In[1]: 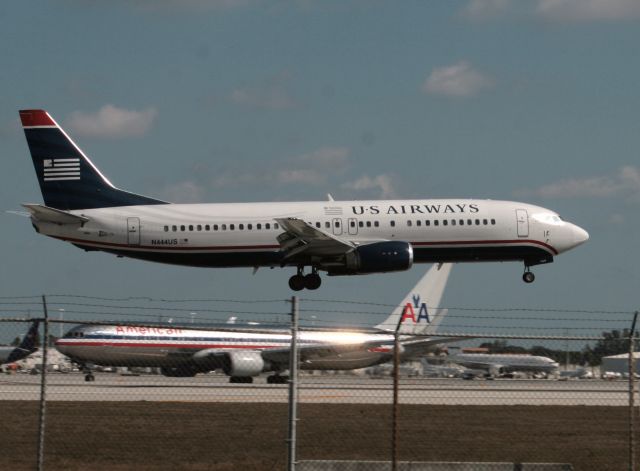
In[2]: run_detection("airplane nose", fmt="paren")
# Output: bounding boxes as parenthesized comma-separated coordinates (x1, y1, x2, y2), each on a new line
(572, 225, 589, 247)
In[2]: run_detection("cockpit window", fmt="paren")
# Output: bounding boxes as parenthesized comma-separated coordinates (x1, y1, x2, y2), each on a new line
(533, 213, 564, 225)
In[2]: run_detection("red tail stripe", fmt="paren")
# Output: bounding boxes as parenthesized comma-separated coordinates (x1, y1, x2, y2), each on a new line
(19, 109, 55, 127)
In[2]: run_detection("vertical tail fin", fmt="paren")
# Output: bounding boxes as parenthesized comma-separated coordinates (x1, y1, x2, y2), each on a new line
(375, 263, 452, 335)
(19, 109, 167, 210)
(7, 320, 40, 363)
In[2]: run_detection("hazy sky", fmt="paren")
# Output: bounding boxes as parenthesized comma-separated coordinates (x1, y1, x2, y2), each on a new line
(2, 1, 639, 337)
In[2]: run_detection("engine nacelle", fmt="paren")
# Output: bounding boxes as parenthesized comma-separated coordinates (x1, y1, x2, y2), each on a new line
(223, 351, 265, 377)
(329, 241, 413, 275)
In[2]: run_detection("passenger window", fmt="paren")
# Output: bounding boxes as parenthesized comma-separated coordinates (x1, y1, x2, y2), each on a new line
(407, 220, 412, 227)
(239, 224, 244, 230)
(257, 223, 262, 230)
(222, 224, 227, 231)
(366, 221, 372, 228)
(443, 220, 448, 226)
(358, 221, 364, 228)
(434, 220, 439, 226)
(335, 221, 340, 228)
(265, 223, 271, 229)
(483, 219, 488, 225)
(164, 226, 169, 232)
(248, 224, 252, 230)
(475, 219, 480, 225)
(459, 220, 464, 226)
(390, 221, 395, 227)
(213, 224, 219, 231)
(205, 225, 210, 231)
(416, 220, 421, 227)
(230, 224, 235, 230)
(491, 219, 496, 225)
(425, 220, 430, 226)
(374, 221, 379, 227)
(188, 225, 194, 231)
(172, 225, 177, 232)
(197, 225, 202, 231)
(451, 220, 456, 226)
(325, 222, 330, 229)
(316, 222, 321, 228)
(180, 225, 186, 231)
(274, 223, 279, 229)
(467, 219, 472, 225)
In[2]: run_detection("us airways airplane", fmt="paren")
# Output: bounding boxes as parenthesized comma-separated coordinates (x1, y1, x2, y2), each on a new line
(0, 320, 40, 365)
(19, 109, 589, 290)
(56, 263, 455, 383)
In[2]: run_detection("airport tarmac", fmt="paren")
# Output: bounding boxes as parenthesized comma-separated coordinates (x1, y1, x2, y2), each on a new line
(0, 373, 633, 405)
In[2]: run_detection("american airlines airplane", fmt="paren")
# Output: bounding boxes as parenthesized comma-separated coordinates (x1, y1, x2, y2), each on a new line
(19, 109, 589, 290)
(449, 352, 560, 379)
(56, 263, 455, 383)
(0, 320, 40, 365)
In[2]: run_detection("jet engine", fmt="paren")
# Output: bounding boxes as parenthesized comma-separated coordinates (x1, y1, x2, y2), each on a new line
(223, 351, 266, 377)
(328, 241, 413, 275)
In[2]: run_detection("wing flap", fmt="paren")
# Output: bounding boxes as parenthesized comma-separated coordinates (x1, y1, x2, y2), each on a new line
(275, 217, 355, 259)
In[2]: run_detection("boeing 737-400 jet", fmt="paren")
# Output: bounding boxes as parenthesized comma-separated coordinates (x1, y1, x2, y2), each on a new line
(0, 320, 40, 365)
(19, 109, 589, 290)
(56, 264, 455, 383)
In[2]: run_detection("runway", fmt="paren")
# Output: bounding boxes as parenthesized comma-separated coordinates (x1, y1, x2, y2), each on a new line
(0, 373, 633, 405)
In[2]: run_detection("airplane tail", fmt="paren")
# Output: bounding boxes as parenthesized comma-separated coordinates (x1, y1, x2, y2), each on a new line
(19, 109, 167, 210)
(7, 320, 40, 363)
(375, 263, 452, 335)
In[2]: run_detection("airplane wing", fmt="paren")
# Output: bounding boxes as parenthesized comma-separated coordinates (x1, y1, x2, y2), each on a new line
(261, 340, 391, 365)
(275, 217, 356, 260)
(190, 340, 393, 370)
(22, 204, 89, 225)
(400, 336, 471, 360)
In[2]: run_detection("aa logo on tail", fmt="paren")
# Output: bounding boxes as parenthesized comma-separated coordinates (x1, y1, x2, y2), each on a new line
(400, 294, 430, 324)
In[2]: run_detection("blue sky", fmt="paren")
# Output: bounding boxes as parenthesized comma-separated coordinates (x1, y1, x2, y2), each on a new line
(2, 1, 640, 337)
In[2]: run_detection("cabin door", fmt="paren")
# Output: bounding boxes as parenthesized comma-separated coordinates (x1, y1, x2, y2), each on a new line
(515, 209, 529, 238)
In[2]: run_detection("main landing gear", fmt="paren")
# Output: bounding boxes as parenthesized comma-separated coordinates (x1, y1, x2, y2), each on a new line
(229, 376, 253, 384)
(266, 374, 288, 384)
(288, 266, 322, 291)
(81, 364, 95, 382)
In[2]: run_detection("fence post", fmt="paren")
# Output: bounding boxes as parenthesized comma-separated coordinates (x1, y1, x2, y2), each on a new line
(37, 295, 49, 471)
(287, 296, 299, 471)
(391, 329, 400, 471)
(629, 311, 638, 471)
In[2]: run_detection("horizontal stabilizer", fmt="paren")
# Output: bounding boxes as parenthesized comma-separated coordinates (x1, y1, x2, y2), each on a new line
(22, 204, 89, 225)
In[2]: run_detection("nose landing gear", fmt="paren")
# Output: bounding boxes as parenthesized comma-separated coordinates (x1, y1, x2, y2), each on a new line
(288, 266, 322, 291)
(522, 269, 535, 284)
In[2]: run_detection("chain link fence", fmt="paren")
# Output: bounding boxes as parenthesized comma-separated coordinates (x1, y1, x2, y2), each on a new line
(0, 295, 638, 470)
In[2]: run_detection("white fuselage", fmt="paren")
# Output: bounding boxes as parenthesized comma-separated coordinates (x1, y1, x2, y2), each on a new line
(451, 353, 560, 374)
(32, 199, 588, 270)
(56, 324, 396, 371)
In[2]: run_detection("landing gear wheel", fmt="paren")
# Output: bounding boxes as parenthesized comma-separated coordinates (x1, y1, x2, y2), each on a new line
(522, 271, 535, 284)
(288, 274, 305, 291)
(84, 373, 95, 382)
(304, 273, 322, 290)
(230, 376, 254, 384)
(267, 375, 288, 384)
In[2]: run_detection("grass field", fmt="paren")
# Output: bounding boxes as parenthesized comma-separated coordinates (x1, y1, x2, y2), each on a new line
(0, 402, 631, 470)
